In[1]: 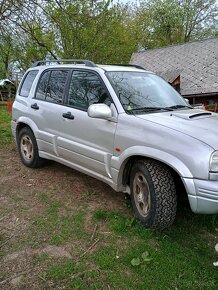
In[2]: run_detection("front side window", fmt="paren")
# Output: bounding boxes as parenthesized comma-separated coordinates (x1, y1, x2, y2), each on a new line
(35, 69, 69, 104)
(106, 71, 188, 113)
(19, 70, 38, 97)
(67, 70, 111, 110)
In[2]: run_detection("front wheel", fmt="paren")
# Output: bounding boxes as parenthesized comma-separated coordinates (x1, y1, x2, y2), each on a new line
(130, 159, 177, 230)
(18, 127, 44, 168)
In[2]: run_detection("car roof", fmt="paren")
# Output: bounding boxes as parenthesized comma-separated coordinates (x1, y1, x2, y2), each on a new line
(29, 60, 152, 73)
(97, 65, 147, 72)
(29, 64, 153, 74)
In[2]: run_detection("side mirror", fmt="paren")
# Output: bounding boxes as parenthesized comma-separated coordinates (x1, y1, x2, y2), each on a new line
(88, 103, 113, 120)
(184, 98, 190, 104)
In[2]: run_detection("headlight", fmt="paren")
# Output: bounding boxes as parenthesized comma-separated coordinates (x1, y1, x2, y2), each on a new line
(210, 151, 218, 172)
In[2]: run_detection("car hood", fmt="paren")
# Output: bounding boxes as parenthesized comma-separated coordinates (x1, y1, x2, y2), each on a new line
(136, 109, 218, 150)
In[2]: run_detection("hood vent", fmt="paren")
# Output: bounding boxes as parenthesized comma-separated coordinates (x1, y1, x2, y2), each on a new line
(189, 112, 212, 119)
(171, 110, 212, 120)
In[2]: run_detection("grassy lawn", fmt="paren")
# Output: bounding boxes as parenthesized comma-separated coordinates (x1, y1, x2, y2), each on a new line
(0, 105, 217, 289)
(0, 106, 12, 145)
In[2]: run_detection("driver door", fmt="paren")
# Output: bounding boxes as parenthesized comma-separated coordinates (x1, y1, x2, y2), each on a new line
(56, 69, 117, 178)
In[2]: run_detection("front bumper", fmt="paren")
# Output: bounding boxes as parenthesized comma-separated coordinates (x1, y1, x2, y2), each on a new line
(182, 177, 218, 214)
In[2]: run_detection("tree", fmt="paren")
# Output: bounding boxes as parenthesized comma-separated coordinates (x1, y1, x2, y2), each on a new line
(1, 1, 56, 70)
(0, 0, 217, 76)
(0, 0, 138, 70)
(0, 32, 15, 78)
(181, 0, 218, 41)
(135, 0, 218, 49)
(0, 0, 24, 22)
(43, 0, 137, 63)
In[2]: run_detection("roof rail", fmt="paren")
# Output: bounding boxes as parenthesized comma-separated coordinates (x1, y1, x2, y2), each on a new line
(32, 59, 97, 68)
(107, 64, 146, 70)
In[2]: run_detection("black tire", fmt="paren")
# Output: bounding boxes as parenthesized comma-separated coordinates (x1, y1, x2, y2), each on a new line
(130, 159, 177, 230)
(18, 127, 44, 168)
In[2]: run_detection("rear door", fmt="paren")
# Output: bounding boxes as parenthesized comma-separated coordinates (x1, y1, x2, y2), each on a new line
(30, 68, 70, 155)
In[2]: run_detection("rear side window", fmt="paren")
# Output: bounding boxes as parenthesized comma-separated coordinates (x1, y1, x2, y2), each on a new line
(19, 70, 38, 97)
(35, 69, 69, 104)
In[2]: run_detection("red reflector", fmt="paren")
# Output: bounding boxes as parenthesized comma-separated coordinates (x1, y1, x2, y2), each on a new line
(115, 147, 121, 152)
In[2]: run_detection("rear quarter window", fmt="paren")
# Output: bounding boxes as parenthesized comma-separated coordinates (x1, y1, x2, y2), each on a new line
(19, 70, 39, 97)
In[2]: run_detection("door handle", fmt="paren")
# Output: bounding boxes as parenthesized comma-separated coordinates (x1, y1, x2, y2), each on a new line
(62, 112, 74, 120)
(31, 103, 39, 110)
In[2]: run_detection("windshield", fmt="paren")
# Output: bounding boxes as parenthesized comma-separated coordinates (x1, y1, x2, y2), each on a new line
(106, 71, 189, 113)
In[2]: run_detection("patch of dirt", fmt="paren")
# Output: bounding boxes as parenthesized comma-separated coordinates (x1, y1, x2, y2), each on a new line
(3, 245, 72, 263)
(0, 144, 130, 289)
(40, 245, 72, 259)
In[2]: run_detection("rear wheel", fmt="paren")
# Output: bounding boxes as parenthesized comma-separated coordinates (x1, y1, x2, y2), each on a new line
(18, 127, 44, 168)
(130, 159, 177, 230)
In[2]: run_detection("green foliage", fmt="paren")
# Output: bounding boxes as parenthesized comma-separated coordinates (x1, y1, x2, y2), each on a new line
(180, 0, 218, 41)
(131, 251, 152, 266)
(0, 0, 217, 73)
(0, 62, 6, 79)
(45, 0, 136, 63)
(135, 0, 218, 49)
(131, 257, 141, 266)
(136, 0, 184, 48)
(0, 34, 15, 78)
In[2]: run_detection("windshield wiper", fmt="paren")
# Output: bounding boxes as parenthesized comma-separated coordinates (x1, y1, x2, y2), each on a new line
(128, 106, 174, 113)
(168, 105, 193, 109)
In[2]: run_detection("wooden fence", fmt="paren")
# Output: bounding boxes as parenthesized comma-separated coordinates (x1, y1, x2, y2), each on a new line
(0, 101, 13, 113)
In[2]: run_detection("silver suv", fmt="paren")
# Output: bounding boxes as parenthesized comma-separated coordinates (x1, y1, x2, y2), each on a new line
(11, 59, 218, 229)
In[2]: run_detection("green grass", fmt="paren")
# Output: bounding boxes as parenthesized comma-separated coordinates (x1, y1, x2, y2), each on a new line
(89, 211, 217, 289)
(29, 196, 88, 248)
(31, 201, 218, 289)
(93, 209, 108, 220)
(83, 190, 97, 199)
(3, 190, 218, 289)
(0, 106, 12, 145)
(31, 206, 216, 289)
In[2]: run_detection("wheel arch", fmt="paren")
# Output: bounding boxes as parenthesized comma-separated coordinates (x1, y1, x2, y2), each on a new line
(122, 153, 183, 182)
(15, 117, 38, 142)
(16, 120, 44, 168)
(120, 154, 189, 207)
(114, 147, 193, 195)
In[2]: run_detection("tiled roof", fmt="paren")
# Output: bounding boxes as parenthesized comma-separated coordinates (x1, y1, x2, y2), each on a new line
(158, 69, 181, 83)
(130, 38, 218, 96)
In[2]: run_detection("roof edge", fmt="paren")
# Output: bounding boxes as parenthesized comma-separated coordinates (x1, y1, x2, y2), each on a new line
(131, 37, 218, 56)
